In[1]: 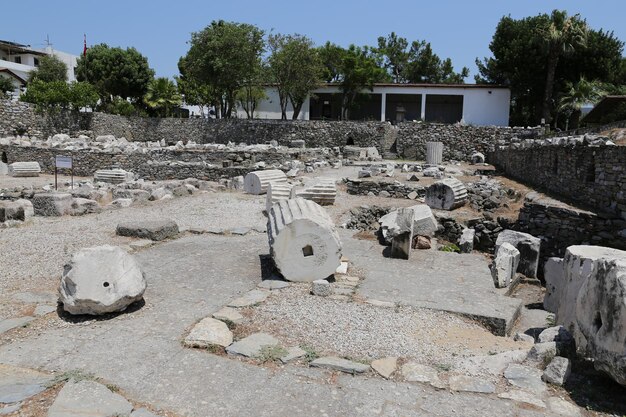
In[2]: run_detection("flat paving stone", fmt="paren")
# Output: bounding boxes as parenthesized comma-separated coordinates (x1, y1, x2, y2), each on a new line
(212, 307, 244, 324)
(546, 397, 582, 416)
(449, 375, 496, 394)
(184, 317, 233, 348)
(0, 317, 34, 335)
(0, 364, 53, 403)
(279, 347, 308, 364)
(33, 305, 57, 316)
(344, 229, 522, 336)
(310, 357, 369, 374)
(453, 350, 528, 376)
(401, 362, 439, 383)
(227, 289, 269, 308)
(226, 333, 280, 358)
(499, 390, 546, 409)
(48, 380, 133, 417)
(504, 364, 547, 393)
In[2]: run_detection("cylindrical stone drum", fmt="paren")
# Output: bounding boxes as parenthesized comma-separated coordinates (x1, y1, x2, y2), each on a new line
(244, 169, 287, 195)
(267, 198, 342, 282)
(425, 142, 443, 165)
(425, 178, 468, 210)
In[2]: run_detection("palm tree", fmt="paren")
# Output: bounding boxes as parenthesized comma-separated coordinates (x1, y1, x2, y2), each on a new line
(557, 77, 606, 130)
(539, 10, 588, 125)
(144, 77, 182, 117)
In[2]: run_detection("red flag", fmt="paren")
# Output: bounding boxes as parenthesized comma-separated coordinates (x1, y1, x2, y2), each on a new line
(83, 34, 87, 57)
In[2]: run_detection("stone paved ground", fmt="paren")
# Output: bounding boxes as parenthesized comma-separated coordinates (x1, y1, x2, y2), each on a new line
(1, 168, 624, 416)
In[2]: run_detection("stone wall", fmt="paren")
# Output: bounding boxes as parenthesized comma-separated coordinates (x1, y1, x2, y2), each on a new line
(517, 193, 626, 268)
(2, 99, 547, 161)
(395, 123, 540, 161)
(345, 178, 425, 199)
(0, 144, 261, 180)
(490, 142, 626, 219)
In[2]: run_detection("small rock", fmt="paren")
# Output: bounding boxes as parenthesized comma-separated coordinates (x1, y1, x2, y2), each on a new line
(47, 380, 133, 417)
(371, 357, 397, 379)
(413, 235, 431, 249)
(504, 363, 547, 393)
(226, 333, 280, 358)
(448, 375, 495, 393)
(528, 342, 558, 362)
(542, 356, 571, 386)
(184, 317, 233, 348)
(310, 357, 369, 374)
(129, 239, 154, 250)
(212, 307, 244, 325)
(335, 262, 348, 274)
(227, 289, 269, 308)
(311, 280, 332, 297)
(513, 332, 535, 344)
(280, 347, 308, 363)
(116, 220, 179, 241)
(538, 326, 573, 344)
(498, 390, 546, 408)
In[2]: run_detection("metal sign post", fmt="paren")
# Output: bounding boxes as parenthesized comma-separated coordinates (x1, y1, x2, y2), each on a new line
(55, 155, 73, 190)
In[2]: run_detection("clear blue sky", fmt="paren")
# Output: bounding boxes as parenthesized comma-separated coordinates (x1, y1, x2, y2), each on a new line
(3, 0, 625, 80)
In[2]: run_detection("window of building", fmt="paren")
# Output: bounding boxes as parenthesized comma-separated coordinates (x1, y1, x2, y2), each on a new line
(14, 56, 21, 64)
(34, 58, 39, 66)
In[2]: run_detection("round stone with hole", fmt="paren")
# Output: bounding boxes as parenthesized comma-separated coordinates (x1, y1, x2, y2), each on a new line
(59, 245, 147, 315)
(267, 198, 342, 282)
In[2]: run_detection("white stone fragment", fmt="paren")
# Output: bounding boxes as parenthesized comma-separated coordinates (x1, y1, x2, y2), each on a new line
(491, 242, 520, 288)
(425, 178, 468, 210)
(8, 161, 41, 177)
(244, 169, 287, 195)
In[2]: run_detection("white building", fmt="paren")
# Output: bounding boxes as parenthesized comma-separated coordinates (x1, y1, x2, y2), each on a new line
(238, 83, 511, 126)
(0, 40, 79, 95)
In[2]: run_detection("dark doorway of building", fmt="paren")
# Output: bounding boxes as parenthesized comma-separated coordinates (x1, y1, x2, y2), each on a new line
(425, 95, 463, 123)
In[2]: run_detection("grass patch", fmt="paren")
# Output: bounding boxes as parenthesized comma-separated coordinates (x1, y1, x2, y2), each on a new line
(439, 243, 461, 253)
(299, 345, 319, 362)
(434, 363, 451, 372)
(546, 314, 556, 327)
(256, 345, 288, 363)
(46, 369, 96, 388)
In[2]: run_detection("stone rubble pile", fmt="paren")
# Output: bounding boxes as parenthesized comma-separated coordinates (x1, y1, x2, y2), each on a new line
(466, 177, 520, 212)
(499, 133, 615, 150)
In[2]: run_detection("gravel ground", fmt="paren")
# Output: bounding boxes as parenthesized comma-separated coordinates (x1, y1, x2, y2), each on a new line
(247, 284, 512, 366)
(0, 190, 266, 320)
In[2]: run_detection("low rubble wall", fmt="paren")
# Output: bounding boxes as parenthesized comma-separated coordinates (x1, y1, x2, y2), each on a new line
(345, 178, 425, 199)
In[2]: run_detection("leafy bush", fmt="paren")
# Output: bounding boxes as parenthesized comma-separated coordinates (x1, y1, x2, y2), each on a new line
(439, 243, 461, 253)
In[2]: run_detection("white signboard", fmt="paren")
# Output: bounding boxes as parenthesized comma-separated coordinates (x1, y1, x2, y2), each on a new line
(55, 155, 72, 169)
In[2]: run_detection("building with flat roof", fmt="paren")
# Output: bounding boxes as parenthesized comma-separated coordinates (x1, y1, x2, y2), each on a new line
(238, 83, 511, 126)
(0, 40, 79, 95)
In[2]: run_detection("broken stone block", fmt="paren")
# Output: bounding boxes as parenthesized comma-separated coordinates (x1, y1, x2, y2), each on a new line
(116, 220, 179, 241)
(311, 279, 332, 297)
(14, 199, 34, 219)
(292, 177, 337, 206)
(380, 204, 437, 244)
(390, 208, 414, 260)
(423, 167, 443, 178)
(542, 356, 571, 386)
(290, 139, 305, 148)
(267, 198, 342, 282)
(112, 189, 150, 202)
(413, 235, 431, 249)
(32, 193, 72, 216)
(407, 173, 420, 181)
(491, 242, 520, 288)
(425, 178, 468, 210)
(71, 198, 101, 216)
(574, 251, 626, 386)
(0, 201, 25, 222)
(495, 230, 541, 278)
(149, 187, 172, 201)
(371, 357, 397, 379)
(58, 245, 146, 315)
(357, 169, 372, 178)
(184, 317, 233, 348)
(265, 182, 294, 213)
(110, 198, 133, 208)
(94, 168, 133, 184)
(459, 228, 475, 253)
(543, 257, 564, 312)
(244, 169, 288, 195)
(8, 161, 41, 177)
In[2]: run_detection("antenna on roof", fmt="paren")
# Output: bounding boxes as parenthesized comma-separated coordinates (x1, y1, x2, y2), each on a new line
(44, 35, 53, 49)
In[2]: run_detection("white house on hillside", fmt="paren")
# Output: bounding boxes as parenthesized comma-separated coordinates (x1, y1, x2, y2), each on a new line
(238, 83, 511, 126)
(0, 40, 79, 95)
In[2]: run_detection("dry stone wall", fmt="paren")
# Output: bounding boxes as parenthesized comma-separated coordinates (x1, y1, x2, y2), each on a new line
(395, 123, 539, 161)
(490, 141, 626, 219)
(2, 99, 545, 161)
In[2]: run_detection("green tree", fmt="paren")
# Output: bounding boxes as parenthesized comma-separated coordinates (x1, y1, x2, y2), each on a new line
(375, 32, 409, 83)
(181, 20, 264, 118)
(76, 43, 154, 103)
(557, 77, 606, 129)
(268, 33, 323, 119)
(21, 79, 71, 112)
(236, 84, 266, 119)
(317, 42, 345, 83)
(68, 82, 100, 111)
(143, 77, 182, 117)
(0, 76, 14, 98)
(176, 57, 217, 118)
(339, 45, 388, 119)
(539, 10, 588, 124)
(28, 55, 67, 83)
